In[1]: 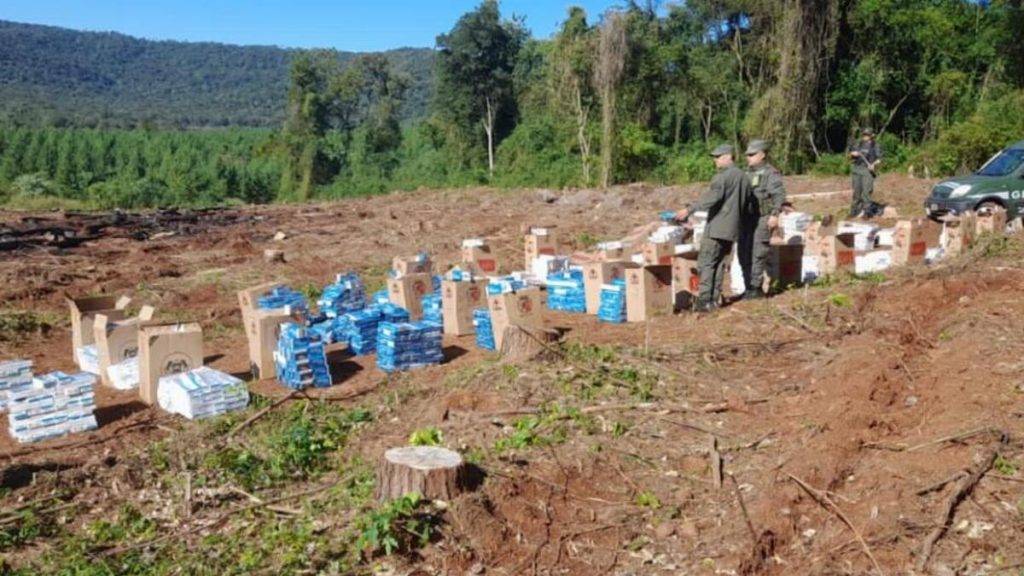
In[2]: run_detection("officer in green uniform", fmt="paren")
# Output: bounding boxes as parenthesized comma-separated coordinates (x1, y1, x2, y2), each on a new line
(849, 128, 882, 218)
(676, 144, 753, 312)
(741, 139, 787, 299)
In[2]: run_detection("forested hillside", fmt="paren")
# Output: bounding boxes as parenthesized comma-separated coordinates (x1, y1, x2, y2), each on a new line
(0, 20, 434, 128)
(1, 1, 1023, 209)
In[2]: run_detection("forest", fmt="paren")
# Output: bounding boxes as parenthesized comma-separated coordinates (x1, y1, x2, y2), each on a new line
(1, 0, 1023, 209)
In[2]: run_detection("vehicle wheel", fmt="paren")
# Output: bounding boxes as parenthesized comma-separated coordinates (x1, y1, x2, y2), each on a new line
(975, 200, 1003, 214)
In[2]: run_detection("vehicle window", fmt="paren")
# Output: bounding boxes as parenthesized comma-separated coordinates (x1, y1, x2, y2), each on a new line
(977, 148, 1024, 177)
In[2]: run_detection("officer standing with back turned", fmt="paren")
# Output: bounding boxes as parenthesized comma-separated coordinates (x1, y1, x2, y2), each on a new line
(675, 144, 752, 312)
(741, 139, 786, 299)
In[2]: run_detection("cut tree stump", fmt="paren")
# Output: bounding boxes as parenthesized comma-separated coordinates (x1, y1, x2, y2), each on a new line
(376, 446, 469, 502)
(500, 326, 559, 363)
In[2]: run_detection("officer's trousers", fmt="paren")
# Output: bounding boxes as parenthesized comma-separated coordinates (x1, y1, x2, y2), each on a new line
(850, 169, 875, 217)
(696, 237, 732, 308)
(738, 217, 771, 294)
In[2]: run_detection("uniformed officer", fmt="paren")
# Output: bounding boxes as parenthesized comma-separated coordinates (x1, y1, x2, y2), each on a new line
(675, 144, 752, 312)
(849, 128, 882, 218)
(741, 139, 786, 299)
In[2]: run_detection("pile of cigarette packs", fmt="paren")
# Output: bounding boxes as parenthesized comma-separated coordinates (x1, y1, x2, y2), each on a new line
(473, 308, 496, 351)
(344, 304, 410, 355)
(546, 269, 587, 313)
(371, 289, 391, 306)
(0, 360, 34, 411)
(76, 345, 101, 375)
(107, 358, 140, 391)
(422, 293, 443, 325)
(487, 277, 527, 296)
(7, 371, 97, 444)
(597, 279, 627, 324)
(157, 366, 250, 420)
(274, 323, 332, 390)
(258, 286, 309, 315)
(318, 273, 367, 318)
(376, 321, 444, 372)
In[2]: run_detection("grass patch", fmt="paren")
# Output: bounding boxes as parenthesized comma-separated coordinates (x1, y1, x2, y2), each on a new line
(0, 309, 61, 341)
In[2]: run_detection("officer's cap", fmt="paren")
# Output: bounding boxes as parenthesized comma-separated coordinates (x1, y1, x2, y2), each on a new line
(861, 127, 875, 136)
(710, 144, 734, 157)
(745, 139, 770, 155)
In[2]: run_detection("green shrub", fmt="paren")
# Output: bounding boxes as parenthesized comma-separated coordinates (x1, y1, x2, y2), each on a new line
(661, 144, 715, 184)
(913, 89, 1024, 176)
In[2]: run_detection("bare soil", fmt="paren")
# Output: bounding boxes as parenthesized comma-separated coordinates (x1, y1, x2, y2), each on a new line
(1, 174, 1022, 574)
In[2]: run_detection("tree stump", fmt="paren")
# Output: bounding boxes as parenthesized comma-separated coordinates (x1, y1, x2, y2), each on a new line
(376, 446, 468, 502)
(499, 326, 559, 363)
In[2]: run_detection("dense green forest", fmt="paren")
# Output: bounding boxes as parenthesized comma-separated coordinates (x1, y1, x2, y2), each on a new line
(0, 20, 434, 128)
(1, 0, 1023, 209)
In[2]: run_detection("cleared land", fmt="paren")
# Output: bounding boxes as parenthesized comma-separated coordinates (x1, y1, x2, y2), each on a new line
(0, 174, 1022, 574)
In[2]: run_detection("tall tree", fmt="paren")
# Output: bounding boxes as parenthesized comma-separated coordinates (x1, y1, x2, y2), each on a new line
(435, 0, 525, 176)
(551, 7, 596, 185)
(593, 11, 629, 188)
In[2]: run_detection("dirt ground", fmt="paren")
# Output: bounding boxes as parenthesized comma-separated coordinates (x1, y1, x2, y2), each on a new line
(1, 173, 1022, 574)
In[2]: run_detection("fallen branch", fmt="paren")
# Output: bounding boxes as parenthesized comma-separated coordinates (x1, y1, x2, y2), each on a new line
(708, 435, 723, 490)
(728, 474, 757, 544)
(226, 390, 300, 440)
(788, 474, 883, 575)
(916, 472, 967, 497)
(916, 435, 1006, 572)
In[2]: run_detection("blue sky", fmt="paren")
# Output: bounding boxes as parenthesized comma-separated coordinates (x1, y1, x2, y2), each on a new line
(1, 0, 627, 52)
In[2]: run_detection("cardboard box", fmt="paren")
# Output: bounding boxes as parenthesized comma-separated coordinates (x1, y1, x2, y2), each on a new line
(66, 293, 131, 364)
(670, 252, 701, 311)
(441, 280, 487, 336)
(891, 219, 929, 266)
(393, 255, 433, 276)
(642, 242, 676, 266)
(237, 282, 290, 380)
(943, 213, 976, 256)
(487, 287, 544, 351)
(525, 233, 558, 270)
(250, 309, 293, 380)
(388, 273, 433, 321)
(976, 208, 1007, 236)
(810, 232, 855, 275)
(138, 322, 204, 406)
(625, 266, 673, 322)
(598, 244, 628, 262)
(93, 306, 155, 387)
(461, 244, 498, 274)
(582, 261, 636, 315)
(769, 245, 804, 289)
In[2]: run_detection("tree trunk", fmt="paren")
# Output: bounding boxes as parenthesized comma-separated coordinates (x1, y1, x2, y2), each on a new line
(573, 82, 592, 185)
(484, 96, 496, 176)
(376, 446, 470, 502)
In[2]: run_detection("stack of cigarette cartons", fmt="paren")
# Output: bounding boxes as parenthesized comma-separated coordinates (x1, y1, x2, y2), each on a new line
(582, 260, 635, 315)
(257, 286, 309, 315)
(421, 293, 443, 325)
(531, 255, 571, 282)
(546, 269, 587, 313)
(597, 279, 627, 324)
(473, 308, 496, 351)
(0, 360, 34, 411)
(376, 321, 444, 372)
(157, 367, 250, 420)
(238, 282, 294, 381)
(274, 323, 331, 390)
(343, 304, 410, 355)
(8, 371, 97, 444)
(318, 273, 366, 318)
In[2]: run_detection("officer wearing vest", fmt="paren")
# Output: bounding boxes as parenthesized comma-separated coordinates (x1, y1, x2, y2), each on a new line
(741, 139, 786, 299)
(675, 144, 753, 312)
(849, 128, 882, 218)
